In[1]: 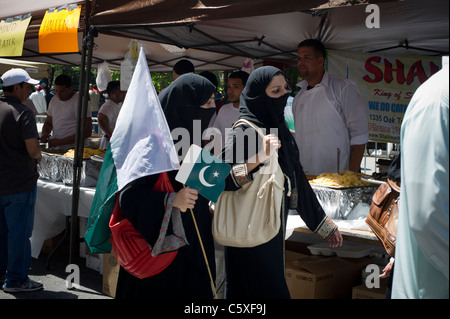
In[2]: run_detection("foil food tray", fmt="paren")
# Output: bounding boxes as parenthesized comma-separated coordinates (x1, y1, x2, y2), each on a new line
(59, 156, 103, 187)
(37, 152, 64, 182)
(38, 152, 102, 187)
(311, 184, 378, 219)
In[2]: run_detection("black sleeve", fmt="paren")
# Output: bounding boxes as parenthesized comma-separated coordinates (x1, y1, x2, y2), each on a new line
(20, 108, 39, 140)
(119, 174, 168, 246)
(295, 168, 327, 231)
(221, 124, 262, 191)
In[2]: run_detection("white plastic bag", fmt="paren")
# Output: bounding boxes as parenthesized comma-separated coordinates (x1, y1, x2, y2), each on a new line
(120, 40, 140, 91)
(96, 61, 112, 91)
(241, 58, 254, 74)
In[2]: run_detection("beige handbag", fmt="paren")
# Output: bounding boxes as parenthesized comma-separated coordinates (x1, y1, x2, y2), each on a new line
(212, 119, 286, 247)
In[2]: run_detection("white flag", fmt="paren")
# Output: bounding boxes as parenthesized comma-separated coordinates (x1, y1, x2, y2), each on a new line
(110, 47, 179, 191)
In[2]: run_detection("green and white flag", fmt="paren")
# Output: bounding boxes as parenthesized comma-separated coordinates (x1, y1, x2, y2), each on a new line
(85, 47, 179, 253)
(176, 144, 231, 203)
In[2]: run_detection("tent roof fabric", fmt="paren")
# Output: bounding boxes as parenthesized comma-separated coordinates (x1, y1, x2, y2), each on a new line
(0, 58, 49, 79)
(0, 0, 448, 72)
(89, 0, 330, 25)
(0, 0, 84, 20)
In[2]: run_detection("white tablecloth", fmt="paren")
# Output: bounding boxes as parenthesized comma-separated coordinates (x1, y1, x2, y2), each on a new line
(30, 180, 372, 258)
(31, 179, 96, 258)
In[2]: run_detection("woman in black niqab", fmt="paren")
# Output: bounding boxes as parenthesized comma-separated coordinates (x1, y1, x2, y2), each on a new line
(115, 73, 217, 299)
(222, 66, 342, 299)
(161, 73, 216, 150)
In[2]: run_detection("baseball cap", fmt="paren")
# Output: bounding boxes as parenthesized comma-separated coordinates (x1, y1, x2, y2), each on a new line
(1, 68, 40, 87)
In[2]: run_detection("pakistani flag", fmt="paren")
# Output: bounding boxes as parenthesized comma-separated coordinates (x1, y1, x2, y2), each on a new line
(85, 47, 179, 253)
(176, 144, 231, 203)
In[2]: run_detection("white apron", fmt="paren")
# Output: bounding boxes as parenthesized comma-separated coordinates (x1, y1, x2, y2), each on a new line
(294, 86, 350, 175)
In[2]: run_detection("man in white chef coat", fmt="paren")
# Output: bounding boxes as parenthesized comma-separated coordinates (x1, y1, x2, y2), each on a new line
(292, 39, 368, 175)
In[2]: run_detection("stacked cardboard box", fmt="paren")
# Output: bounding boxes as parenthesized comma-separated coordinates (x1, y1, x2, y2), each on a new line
(102, 252, 120, 298)
(285, 250, 371, 299)
(352, 283, 387, 299)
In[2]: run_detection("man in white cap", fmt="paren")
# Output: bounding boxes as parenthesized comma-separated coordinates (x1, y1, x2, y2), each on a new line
(0, 68, 43, 292)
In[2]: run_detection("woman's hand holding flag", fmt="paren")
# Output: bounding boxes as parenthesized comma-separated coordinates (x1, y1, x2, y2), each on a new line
(174, 187, 199, 212)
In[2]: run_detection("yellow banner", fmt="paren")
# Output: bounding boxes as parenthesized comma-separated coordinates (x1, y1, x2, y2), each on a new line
(39, 5, 81, 53)
(0, 16, 32, 57)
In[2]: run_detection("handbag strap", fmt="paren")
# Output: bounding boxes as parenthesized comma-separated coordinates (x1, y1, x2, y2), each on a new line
(232, 119, 264, 138)
(233, 119, 288, 196)
(387, 178, 400, 193)
(232, 119, 279, 166)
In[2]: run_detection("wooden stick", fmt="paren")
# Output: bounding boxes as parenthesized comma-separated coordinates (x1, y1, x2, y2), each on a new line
(183, 185, 218, 299)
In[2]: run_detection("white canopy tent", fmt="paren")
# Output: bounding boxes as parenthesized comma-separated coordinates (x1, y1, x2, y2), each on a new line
(0, 58, 49, 79)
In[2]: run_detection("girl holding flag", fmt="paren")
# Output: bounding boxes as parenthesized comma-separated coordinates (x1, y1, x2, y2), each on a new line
(221, 66, 343, 298)
(115, 73, 217, 299)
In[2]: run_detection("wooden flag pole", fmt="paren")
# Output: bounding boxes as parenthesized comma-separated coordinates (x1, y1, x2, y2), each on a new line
(183, 185, 218, 299)
(189, 208, 218, 299)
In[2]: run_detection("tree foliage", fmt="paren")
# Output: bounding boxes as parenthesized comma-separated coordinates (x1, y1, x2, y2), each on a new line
(47, 64, 299, 100)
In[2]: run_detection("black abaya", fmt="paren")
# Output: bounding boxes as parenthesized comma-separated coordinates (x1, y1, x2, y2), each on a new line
(115, 74, 217, 299)
(115, 172, 216, 299)
(222, 66, 332, 299)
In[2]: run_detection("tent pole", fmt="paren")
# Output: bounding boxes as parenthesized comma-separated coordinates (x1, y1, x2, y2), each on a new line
(69, 28, 95, 265)
(69, 36, 87, 265)
(69, 1, 94, 265)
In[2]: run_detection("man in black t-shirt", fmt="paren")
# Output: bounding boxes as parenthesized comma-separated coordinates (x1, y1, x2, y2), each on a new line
(0, 68, 43, 293)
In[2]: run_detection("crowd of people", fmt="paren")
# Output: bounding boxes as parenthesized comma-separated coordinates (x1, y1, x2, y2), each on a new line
(0, 39, 448, 299)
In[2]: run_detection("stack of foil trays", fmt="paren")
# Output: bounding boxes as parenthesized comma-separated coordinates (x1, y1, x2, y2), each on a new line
(38, 152, 102, 187)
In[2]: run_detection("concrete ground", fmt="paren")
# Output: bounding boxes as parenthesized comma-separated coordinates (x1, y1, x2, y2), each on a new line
(0, 249, 111, 300)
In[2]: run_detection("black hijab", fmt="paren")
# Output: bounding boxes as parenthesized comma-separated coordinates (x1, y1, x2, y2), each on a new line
(239, 66, 297, 190)
(239, 66, 287, 129)
(160, 73, 216, 144)
(387, 153, 401, 184)
(238, 66, 326, 230)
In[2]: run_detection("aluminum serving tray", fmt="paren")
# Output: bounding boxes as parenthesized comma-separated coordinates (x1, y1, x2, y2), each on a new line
(38, 152, 102, 187)
(361, 177, 385, 186)
(309, 183, 377, 190)
(310, 183, 378, 219)
(38, 151, 65, 182)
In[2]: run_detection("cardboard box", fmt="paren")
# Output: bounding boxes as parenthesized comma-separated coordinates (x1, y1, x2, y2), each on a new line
(79, 217, 87, 258)
(285, 250, 309, 263)
(86, 252, 103, 274)
(41, 234, 67, 255)
(285, 252, 370, 299)
(352, 283, 387, 299)
(102, 253, 120, 298)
